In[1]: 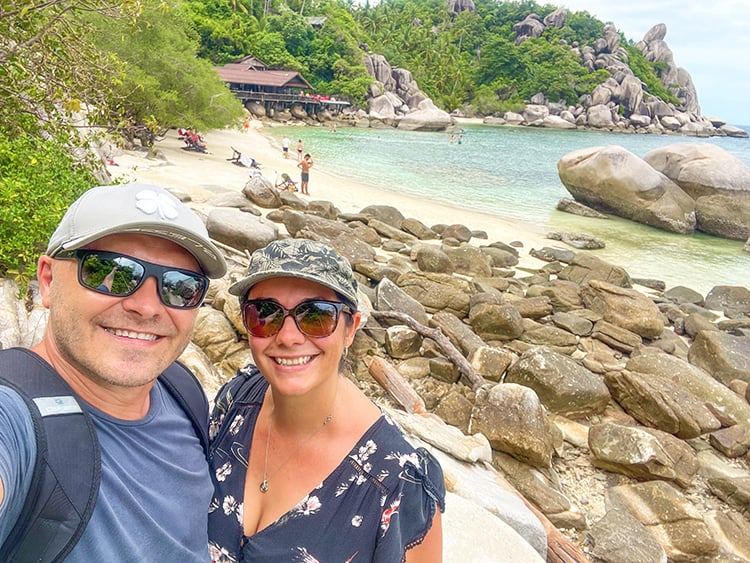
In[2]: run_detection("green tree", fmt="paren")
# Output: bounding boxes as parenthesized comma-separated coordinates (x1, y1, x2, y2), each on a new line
(87, 0, 244, 134)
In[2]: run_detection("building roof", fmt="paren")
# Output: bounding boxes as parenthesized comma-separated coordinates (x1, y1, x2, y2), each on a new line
(215, 56, 312, 89)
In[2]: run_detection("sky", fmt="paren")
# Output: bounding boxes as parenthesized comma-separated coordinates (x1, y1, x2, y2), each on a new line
(560, 1, 750, 126)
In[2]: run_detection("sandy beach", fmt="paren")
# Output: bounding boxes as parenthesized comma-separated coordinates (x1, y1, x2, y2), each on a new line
(108, 122, 557, 272)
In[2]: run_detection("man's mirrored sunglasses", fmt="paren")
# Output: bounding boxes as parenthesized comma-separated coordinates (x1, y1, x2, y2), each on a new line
(241, 299, 352, 338)
(55, 250, 209, 309)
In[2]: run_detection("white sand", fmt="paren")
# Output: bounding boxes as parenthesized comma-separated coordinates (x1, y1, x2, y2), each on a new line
(108, 122, 552, 271)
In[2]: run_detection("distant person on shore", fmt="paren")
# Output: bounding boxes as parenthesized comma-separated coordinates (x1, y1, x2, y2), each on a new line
(296, 139, 304, 162)
(281, 135, 290, 159)
(243, 118, 250, 133)
(298, 153, 313, 195)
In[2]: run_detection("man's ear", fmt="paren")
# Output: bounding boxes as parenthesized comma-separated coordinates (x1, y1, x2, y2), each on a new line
(36, 255, 54, 308)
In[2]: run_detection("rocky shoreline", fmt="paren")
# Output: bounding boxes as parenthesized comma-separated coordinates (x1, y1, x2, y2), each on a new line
(198, 185, 750, 561)
(6, 127, 750, 561)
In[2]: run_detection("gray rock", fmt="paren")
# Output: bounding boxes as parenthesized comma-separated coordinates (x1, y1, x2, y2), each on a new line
(413, 244, 454, 274)
(589, 422, 698, 487)
(704, 285, 750, 316)
(558, 253, 632, 288)
(241, 175, 282, 208)
(581, 279, 665, 339)
(206, 208, 278, 253)
(558, 145, 696, 234)
(607, 480, 718, 560)
(506, 346, 609, 417)
(471, 382, 556, 468)
(360, 204, 404, 229)
(604, 369, 721, 438)
(644, 142, 750, 200)
(589, 508, 667, 563)
(373, 277, 429, 326)
(627, 351, 750, 426)
(688, 330, 750, 386)
(440, 243, 492, 277)
(429, 310, 485, 358)
(468, 300, 524, 342)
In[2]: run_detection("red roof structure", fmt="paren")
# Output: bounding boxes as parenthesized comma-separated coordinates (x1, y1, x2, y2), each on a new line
(214, 56, 312, 91)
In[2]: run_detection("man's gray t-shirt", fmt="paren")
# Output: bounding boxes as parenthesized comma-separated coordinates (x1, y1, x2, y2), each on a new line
(0, 387, 36, 546)
(0, 379, 212, 561)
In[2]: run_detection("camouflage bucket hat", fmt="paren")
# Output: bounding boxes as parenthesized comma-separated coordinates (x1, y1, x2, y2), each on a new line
(229, 239, 358, 308)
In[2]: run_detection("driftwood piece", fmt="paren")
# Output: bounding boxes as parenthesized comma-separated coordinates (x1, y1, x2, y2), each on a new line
(371, 310, 486, 391)
(365, 355, 427, 415)
(517, 493, 589, 563)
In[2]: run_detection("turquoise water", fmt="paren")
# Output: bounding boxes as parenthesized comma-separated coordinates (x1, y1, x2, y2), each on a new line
(268, 124, 750, 295)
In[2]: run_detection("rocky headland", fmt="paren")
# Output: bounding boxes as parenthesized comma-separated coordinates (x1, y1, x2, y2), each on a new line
(249, 7, 748, 139)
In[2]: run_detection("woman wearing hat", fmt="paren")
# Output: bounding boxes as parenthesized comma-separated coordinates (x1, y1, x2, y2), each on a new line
(207, 239, 445, 562)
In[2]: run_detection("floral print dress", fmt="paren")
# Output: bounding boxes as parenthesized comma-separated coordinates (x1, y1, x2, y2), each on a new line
(207, 367, 445, 563)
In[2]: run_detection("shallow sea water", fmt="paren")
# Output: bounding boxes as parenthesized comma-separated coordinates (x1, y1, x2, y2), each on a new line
(268, 123, 750, 295)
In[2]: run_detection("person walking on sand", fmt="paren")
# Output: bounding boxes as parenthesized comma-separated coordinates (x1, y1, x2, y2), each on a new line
(298, 153, 313, 195)
(281, 135, 290, 159)
(296, 139, 304, 162)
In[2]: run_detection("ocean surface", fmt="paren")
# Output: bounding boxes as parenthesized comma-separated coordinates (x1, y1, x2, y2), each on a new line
(267, 123, 750, 296)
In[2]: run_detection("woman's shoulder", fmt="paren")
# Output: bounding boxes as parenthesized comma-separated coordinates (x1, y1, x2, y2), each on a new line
(352, 414, 446, 513)
(212, 366, 267, 414)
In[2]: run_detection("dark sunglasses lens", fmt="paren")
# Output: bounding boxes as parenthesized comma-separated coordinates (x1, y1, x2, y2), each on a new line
(80, 253, 143, 296)
(161, 271, 207, 308)
(244, 300, 285, 337)
(295, 301, 340, 337)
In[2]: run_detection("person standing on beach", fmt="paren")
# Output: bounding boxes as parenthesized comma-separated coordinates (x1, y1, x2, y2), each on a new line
(298, 153, 313, 195)
(281, 135, 290, 159)
(296, 139, 304, 162)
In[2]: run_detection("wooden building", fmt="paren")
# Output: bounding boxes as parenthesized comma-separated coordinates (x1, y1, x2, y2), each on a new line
(214, 56, 349, 115)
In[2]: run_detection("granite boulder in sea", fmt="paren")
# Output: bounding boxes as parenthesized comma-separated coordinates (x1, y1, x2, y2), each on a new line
(5, 185, 750, 561)
(558, 141, 750, 247)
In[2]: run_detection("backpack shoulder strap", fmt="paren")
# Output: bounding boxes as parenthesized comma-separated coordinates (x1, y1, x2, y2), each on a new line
(0, 347, 100, 563)
(159, 361, 209, 456)
(213, 365, 264, 416)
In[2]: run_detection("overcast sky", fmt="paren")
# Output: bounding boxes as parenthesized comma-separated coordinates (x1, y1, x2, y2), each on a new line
(560, 1, 750, 126)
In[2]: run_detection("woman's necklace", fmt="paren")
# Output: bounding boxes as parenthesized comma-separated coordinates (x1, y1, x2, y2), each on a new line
(259, 379, 340, 494)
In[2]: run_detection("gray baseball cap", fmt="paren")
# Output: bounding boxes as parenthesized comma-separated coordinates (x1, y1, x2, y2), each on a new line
(229, 238, 358, 308)
(46, 183, 227, 278)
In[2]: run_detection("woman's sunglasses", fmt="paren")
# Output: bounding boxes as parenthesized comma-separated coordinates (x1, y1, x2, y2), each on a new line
(241, 299, 352, 338)
(55, 249, 209, 309)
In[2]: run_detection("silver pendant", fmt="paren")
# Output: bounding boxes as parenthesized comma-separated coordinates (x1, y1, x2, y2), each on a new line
(260, 479, 269, 493)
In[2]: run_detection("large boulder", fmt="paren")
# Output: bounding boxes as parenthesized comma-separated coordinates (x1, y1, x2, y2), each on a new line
(643, 143, 750, 200)
(396, 100, 453, 131)
(558, 145, 696, 234)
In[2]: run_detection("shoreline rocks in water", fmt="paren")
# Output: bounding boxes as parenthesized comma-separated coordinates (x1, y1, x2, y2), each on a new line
(5, 173, 750, 560)
(557, 142, 750, 248)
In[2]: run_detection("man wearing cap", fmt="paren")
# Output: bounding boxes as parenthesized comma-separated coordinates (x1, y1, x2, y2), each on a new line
(0, 183, 227, 561)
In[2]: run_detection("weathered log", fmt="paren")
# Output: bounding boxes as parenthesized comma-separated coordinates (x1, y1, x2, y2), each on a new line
(371, 310, 487, 391)
(365, 355, 427, 414)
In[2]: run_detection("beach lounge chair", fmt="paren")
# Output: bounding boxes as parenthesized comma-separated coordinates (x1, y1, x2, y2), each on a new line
(275, 172, 298, 192)
(228, 147, 260, 169)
